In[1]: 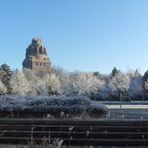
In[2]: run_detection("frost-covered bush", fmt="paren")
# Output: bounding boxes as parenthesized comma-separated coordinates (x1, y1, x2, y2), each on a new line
(0, 95, 108, 118)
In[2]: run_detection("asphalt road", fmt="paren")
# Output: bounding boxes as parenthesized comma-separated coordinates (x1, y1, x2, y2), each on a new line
(106, 104, 148, 109)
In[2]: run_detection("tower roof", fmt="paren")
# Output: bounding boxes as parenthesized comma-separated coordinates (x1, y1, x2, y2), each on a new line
(32, 38, 41, 46)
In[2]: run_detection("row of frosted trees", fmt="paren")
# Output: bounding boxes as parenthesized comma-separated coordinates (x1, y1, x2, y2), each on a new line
(1, 64, 148, 101)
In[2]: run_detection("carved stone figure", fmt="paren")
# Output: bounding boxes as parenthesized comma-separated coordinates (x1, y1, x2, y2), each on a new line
(22, 38, 51, 71)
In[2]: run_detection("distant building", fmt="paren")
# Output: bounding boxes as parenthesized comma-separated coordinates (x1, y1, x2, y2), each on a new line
(22, 38, 51, 71)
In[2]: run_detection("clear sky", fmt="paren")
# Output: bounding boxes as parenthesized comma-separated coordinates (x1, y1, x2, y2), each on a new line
(0, 0, 148, 74)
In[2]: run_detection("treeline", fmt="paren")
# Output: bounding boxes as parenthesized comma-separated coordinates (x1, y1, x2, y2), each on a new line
(1, 64, 148, 101)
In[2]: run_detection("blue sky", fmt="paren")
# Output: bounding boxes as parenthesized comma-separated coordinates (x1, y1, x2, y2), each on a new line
(0, 0, 148, 74)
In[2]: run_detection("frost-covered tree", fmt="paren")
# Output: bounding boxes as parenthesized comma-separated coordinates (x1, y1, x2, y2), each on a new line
(50, 66, 73, 96)
(0, 63, 12, 92)
(36, 80, 48, 96)
(23, 68, 36, 81)
(143, 70, 148, 99)
(44, 73, 61, 95)
(5, 64, 146, 100)
(111, 67, 119, 77)
(23, 69, 38, 96)
(93, 72, 101, 77)
(101, 80, 115, 101)
(111, 71, 130, 107)
(0, 80, 7, 94)
(10, 69, 29, 96)
(127, 70, 143, 100)
(144, 79, 148, 91)
(143, 70, 148, 81)
(60, 73, 75, 96)
(69, 72, 105, 97)
(23, 68, 61, 96)
(144, 78, 148, 99)
(50, 65, 69, 86)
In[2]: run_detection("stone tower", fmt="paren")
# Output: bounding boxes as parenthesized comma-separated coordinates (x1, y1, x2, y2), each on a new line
(22, 38, 51, 71)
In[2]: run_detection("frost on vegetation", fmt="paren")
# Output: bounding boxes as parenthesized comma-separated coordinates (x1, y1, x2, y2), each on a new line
(44, 73, 61, 95)
(128, 75, 143, 97)
(67, 72, 105, 97)
(10, 69, 30, 96)
(100, 81, 115, 99)
(111, 71, 130, 92)
(36, 80, 48, 96)
(0, 80, 7, 94)
(8, 68, 147, 100)
(144, 79, 148, 91)
(0, 95, 108, 117)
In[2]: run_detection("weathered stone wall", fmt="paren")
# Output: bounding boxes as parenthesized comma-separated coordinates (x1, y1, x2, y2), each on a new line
(22, 38, 51, 71)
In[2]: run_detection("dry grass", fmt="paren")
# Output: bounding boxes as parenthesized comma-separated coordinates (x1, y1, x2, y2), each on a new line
(0, 145, 145, 148)
(0, 145, 98, 148)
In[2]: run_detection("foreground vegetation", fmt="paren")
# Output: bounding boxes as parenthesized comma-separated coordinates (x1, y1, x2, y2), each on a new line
(0, 95, 107, 118)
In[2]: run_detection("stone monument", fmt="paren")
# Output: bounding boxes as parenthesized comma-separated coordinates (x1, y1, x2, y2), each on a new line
(22, 38, 51, 71)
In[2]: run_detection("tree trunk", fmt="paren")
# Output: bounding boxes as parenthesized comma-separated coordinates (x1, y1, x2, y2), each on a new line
(108, 93, 111, 105)
(119, 92, 122, 109)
